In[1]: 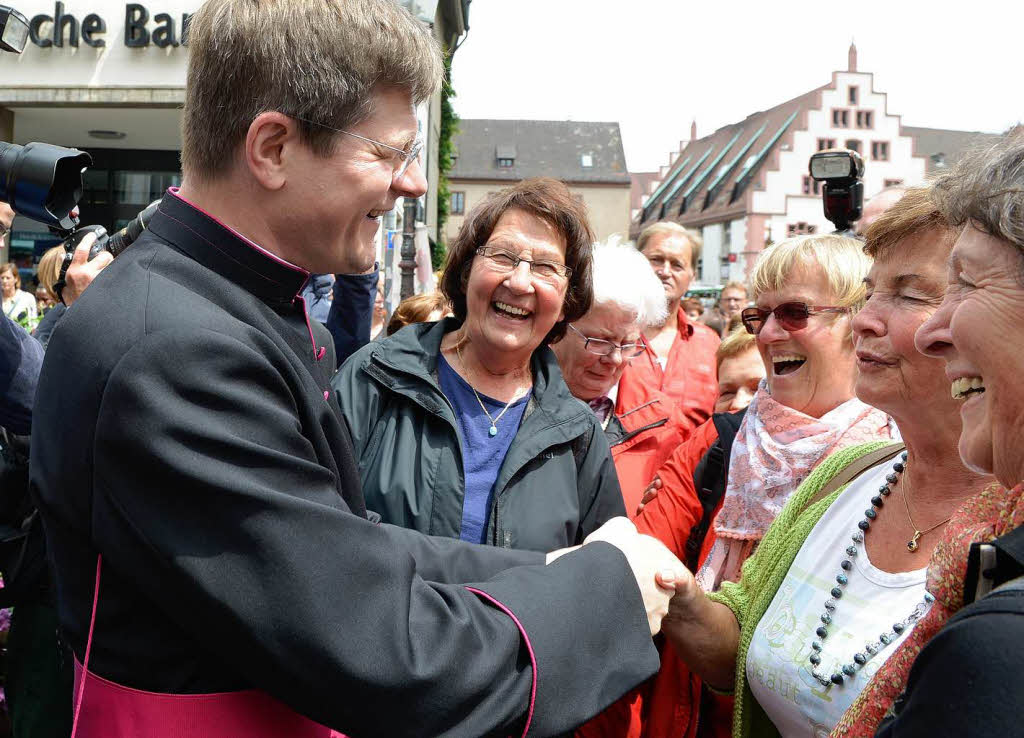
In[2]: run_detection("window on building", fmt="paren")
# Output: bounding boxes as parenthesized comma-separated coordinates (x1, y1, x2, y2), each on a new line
(787, 222, 818, 237)
(884, 178, 904, 188)
(802, 175, 822, 196)
(848, 86, 859, 105)
(844, 139, 861, 153)
(831, 109, 850, 128)
(495, 144, 517, 169)
(450, 191, 465, 215)
(817, 138, 837, 151)
(856, 111, 874, 129)
(871, 141, 890, 161)
(581, 153, 593, 167)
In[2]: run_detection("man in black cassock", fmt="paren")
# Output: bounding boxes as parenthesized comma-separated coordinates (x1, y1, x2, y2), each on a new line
(29, 0, 686, 736)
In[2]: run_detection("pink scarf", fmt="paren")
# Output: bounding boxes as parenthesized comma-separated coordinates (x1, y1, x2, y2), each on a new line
(700, 382, 892, 588)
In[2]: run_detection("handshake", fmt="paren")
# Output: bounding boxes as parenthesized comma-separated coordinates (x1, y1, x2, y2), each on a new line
(547, 518, 692, 636)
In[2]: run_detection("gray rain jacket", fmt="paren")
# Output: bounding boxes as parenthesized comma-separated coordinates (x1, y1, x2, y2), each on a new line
(333, 318, 625, 552)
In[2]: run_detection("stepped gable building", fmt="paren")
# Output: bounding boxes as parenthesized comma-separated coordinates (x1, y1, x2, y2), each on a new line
(630, 171, 661, 221)
(445, 119, 632, 243)
(632, 44, 999, 287)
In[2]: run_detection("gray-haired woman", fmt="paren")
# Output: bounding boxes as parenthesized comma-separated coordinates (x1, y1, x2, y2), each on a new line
(550, 240, 688, 515)
(878, 129, 1024, 738)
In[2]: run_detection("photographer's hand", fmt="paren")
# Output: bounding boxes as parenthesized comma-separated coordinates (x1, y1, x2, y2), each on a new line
(63, 233, 112, 307)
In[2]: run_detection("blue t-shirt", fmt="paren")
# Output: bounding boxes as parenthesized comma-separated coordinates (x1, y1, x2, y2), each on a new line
(438, 354, 529, 544)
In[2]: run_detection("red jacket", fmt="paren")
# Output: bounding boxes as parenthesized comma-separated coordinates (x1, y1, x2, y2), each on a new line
(616, 309, 720, 439)
(578, 418, 725, 738)
(605, 392, 693, 518)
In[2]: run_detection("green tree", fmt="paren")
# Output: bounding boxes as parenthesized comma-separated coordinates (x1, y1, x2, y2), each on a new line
(434, 47, 459, 271)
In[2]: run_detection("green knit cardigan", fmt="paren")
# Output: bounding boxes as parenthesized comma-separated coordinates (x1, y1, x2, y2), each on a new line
(707, 441, 904, 738)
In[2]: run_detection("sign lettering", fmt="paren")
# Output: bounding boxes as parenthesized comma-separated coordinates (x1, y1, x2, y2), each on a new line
(28, 2, 193, 48)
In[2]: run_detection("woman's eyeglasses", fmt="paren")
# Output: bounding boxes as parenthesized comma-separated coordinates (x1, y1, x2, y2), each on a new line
(741, 302, 848, 335)
(475, 246, 572, 284)
(568, 324, 645, 358)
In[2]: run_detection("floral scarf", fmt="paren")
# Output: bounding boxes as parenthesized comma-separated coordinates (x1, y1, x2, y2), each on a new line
(699, 382, 892, 589)
(830, 482, 1024, 737)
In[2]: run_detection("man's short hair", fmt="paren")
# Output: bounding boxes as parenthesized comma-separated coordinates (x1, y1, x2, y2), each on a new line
(440, 177, 594, 346)
(864, 186, 955, 260)
(635, 221, 701, 271)
(721, 280, 748, 296)
(181, 0, 443, 181)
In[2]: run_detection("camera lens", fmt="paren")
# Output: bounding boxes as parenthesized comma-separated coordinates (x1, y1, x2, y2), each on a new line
(0, 142, 92, 231)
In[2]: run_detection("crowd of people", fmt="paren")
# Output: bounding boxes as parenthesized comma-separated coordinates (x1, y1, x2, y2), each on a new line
(0, 0, 1022, 737)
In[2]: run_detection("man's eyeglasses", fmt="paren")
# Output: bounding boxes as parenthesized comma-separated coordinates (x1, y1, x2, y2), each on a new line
(475, 246, 572, 284)
(741, 302, 848, 335)
(568, 324, 645, 358)
(291, 115, 423, 181)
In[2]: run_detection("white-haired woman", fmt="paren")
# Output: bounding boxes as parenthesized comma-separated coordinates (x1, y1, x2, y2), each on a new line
(551, 240, 676, 515)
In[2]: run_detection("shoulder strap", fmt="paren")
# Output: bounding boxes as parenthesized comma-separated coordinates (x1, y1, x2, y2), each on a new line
(804, 442, 906, 511)
(684, 411, 746, 572)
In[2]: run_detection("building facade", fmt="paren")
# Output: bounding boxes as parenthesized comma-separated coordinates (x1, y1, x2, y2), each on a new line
(445, 119, 632, 245)
(0, 0, 468, 269)
(632, 45, 999, 288)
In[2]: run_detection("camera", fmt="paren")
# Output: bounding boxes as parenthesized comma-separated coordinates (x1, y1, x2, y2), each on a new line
(53, 199, 160, 304)
(809, 148, 864, 235)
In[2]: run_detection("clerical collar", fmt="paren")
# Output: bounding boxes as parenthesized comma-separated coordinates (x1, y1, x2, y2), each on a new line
(148, 188, 310, 306)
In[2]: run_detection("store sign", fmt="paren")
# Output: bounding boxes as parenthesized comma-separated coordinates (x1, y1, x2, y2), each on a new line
(27, 2, 191, 48)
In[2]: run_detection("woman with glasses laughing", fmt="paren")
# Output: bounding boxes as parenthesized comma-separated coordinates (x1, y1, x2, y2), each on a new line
(332, 178, 626, 552)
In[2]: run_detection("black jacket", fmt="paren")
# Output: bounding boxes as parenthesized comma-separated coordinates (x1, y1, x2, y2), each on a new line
(29, 190, 659, 737)
(876, 524, 1024, 737)
(325, 268, 378, 367)
(334, 319, 624, 551)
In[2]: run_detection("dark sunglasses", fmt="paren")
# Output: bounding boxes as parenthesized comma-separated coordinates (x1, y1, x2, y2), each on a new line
(741, 302, 848, 335)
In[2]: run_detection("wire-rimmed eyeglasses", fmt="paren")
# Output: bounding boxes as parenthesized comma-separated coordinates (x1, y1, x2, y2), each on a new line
(290, 115, 423, 181)
(568, 324, 645, 358)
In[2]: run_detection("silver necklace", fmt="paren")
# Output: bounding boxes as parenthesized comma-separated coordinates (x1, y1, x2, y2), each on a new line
(455, 343, 524, 437)
(808, 451, 936, 688)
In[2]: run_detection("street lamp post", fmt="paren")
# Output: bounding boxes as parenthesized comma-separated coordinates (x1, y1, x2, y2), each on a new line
(399, 196, 417, 300)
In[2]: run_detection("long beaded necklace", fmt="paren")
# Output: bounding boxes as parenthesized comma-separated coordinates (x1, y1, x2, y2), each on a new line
(807, 451, 936, 688)
(455, 342, 525, 437)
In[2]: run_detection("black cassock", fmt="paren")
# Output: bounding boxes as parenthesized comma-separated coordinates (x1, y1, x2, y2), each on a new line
(30, 190, 659, 737)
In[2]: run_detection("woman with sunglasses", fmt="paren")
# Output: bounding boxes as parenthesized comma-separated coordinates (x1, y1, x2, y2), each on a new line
(333, 178, 626, 552)
(579, 234, 892, 738)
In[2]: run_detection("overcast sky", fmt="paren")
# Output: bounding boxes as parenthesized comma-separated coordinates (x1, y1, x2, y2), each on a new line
(450, 0, 1022, 173)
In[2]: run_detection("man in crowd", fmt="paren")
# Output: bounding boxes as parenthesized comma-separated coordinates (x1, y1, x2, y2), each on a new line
(857, 184, 906, 236)
(701, 280, 748, 337)
(617, 222, 721, 438)
(29, 1, 685, 736)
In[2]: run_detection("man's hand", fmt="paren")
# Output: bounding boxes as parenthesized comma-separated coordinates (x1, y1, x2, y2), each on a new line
(63, 233, 112, 306)
(635, 475, 662, 516)
(584, 517, 689, 635)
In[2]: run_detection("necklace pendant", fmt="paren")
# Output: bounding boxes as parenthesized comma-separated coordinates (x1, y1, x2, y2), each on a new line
(488, 425, 498, 437)
(907, 532, 921, 553)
